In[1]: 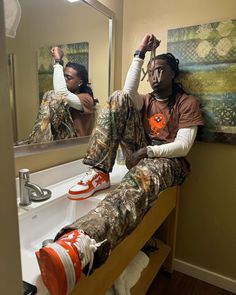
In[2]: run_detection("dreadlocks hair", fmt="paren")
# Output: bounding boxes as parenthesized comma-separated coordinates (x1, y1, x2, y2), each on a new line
(65, 62, 96, 103)
(149, 53, 186, 111)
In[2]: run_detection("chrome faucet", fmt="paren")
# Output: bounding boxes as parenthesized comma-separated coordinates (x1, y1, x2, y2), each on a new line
(19, 169, 51, 206)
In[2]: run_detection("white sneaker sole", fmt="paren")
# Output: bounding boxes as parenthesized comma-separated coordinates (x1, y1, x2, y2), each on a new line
(49, 243, 76, 294)
(68, 182, 110, 201)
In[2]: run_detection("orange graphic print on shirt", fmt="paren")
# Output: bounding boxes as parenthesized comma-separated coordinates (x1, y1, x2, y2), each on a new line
(148, 112, 166, 134)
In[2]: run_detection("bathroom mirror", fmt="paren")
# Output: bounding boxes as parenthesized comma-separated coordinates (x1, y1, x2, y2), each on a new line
(6, 0, 114, 156)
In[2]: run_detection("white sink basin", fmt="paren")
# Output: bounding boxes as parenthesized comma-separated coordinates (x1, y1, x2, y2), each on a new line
(19, 195, 100, 256)
(18, 161, 128, 294)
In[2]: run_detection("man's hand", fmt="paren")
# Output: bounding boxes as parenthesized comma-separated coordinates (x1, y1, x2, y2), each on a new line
(51, 47, 64, 60)
(137, 34, 160, 53)
(125, 147, 148, 170)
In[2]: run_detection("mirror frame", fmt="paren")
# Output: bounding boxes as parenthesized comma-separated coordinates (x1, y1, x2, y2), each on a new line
(13, 0, 115, 159)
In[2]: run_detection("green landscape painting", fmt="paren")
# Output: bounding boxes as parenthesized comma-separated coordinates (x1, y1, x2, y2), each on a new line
(167, 19, 236, 144)
(38, 42, 89, 101)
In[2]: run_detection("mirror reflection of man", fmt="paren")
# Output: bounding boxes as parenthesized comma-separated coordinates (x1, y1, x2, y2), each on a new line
(27, 47, 96, 144)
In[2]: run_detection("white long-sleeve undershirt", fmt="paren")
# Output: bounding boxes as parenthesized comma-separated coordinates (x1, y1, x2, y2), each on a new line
(147, 126, 198, 158)
(123, 57, 198, 158)
(53, 64, 84, 111)
(123, 57, 145, 111)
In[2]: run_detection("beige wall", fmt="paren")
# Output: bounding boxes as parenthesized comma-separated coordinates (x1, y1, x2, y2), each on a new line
(7, 0, 109, 140)
(123, 0, 236, 280)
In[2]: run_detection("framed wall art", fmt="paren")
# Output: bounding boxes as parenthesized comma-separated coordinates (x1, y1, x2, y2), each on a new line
(167, 19, 236, 145)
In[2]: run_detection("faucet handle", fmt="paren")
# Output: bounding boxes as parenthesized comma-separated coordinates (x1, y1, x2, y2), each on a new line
(19, 168, 30, 180)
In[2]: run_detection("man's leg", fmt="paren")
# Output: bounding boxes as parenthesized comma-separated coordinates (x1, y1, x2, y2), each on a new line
(83, 90, 147, 173)
(61, 157, 186, 267)
(28, 90, 77, 143)
(68, 90, 147, 200)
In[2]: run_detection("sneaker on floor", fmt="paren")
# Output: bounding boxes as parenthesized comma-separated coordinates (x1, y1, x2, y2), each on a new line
(68, 169, 110, 200)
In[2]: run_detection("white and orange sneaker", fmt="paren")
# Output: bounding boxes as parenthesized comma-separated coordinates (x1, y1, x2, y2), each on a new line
(36, 230, 99, 295)
(36, 230, 82, 295)
(68, 169, 110, 200)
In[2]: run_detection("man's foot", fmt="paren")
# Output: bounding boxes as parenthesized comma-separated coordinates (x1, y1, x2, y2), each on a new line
(36, 230, 99, 295)
(36, 231, 82, 295)
(68, 169, 110, 200)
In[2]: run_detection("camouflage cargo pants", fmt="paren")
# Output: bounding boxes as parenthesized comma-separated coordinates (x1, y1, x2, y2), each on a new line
(55, 90, 188, 268)
(28, 90, 77, 144)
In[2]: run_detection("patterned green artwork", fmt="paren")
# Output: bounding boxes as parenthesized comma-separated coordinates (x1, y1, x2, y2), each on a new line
(167, 19, 236, 145)
(38, 42, 89, 101)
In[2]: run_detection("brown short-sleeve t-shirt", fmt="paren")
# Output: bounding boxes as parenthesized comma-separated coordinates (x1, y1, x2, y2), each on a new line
(142, 93, 204, 144)
(69, 93, 95, 137)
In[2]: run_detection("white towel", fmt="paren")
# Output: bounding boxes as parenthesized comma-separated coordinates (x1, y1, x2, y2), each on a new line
(3, 0, 21, 38)
(106, 251, 150, 295)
